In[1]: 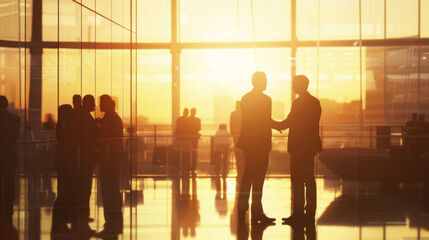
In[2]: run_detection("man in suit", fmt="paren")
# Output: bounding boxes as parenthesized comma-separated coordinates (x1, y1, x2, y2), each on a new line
(188, 108, 201, 172)
(76, 95, 97, 233)
(273, 75, 322, 224)
(97, 95, 124, 235)
(175, 108, 189, 141)
(236, 71, 276, 224)
(230, 101, 245, 183)
(0, 96, 20, 226)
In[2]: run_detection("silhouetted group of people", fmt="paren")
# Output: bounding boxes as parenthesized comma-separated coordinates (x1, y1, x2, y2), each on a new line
(235, 73, 322, 231)
(52, 94, 123, 237)
(404, 113, 429, 158)
(175, 107, 201, 173)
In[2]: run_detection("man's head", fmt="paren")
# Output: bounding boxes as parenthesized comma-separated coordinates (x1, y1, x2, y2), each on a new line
(419, 114, 425, 121)
(0, 95, 8, 110)
(73, 94, 82, 109)
(252, 71, 267, 91)
(183, 108, 189, 117)
(82, 95, 95, 112)
(412, 113, 418, 121)
(99, 95, 113, 113)
(219, 124, 227, 130)
(190, 108, 196, 116)
(293, 75, 310, 95)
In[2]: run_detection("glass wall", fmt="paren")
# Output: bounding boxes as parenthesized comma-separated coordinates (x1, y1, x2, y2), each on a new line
(0, 0, 137, 238)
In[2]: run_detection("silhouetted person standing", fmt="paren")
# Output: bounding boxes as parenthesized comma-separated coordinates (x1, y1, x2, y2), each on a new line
(405, 113, 418, 157)
(230, 101, 245, 183)
(273, 75, 322, 224)
(0, 96, 20, 227)
(97, 95, 123, 235)
(236, 71, 276, 224)
(52, 104, 77, 234)
(214, 124, 231, 177)
(77, 95, 97, 233)
(189, 108, 201, 172)
(417, 114, 429, 156)
(175, 108, 190, 141)
(175, 108, 192, 172)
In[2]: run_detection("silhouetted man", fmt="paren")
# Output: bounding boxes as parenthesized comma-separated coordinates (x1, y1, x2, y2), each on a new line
(175, 108, 192, 172)
(417, 114, 429, 156)
(97, 95, 123, 235)
(52, 104, 76, 234)
(175, 108, 189, 141)
(236, 71, 276, 224)
(230, 101, 245, 183)
(273, 75, 322, 224)
(188, 108, 201, 171)
(77, 95, 97, 233)
(405, 113, 418, 156)
(0, 96, 20, 226)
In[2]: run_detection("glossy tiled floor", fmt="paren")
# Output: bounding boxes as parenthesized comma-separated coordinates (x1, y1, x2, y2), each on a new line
(5, 174, 429, 240)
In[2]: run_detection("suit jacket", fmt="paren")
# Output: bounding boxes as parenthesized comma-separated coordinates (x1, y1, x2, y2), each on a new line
(276, 92, 322, 155)
(98, 111, 123, 164)
(188, 116, 201, 148)
(0, 110, 21, 168)
(175, 115, 189, 141)
(236, 89, 274, 151)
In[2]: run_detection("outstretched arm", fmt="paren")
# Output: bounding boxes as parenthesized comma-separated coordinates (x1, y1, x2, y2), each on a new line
(272, 102, 297, 131)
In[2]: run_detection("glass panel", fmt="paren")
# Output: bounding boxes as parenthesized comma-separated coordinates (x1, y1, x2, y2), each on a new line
(42, 0, 58, 41)
(181, 48, 291, 128)
(137, 50, 171, 124)
(385, 46, 419, 123)
(180, 0, 291, 42)
(137, 0, 171, 42)
(41, 49, 58, 120)
(296, 47, 319, 96)
(422, 0, 429, 37)
(82, 0, 95, 11)
(363, 47, 385, 123)
(95, 49, 112, 117)
(0, 0, 20, 41)
(297, 0, 360, 40)
(361, 0, 384, 39)
(421, 47, 429, 116)
(238, 0, 291, 41)
(58, 48, 81, 106)
(122, 0, 131, 29)
(82, 49, 95, 97)
(112, 0, 123, 26)
(82, 7, 96, 42)
(297, 0, 319, 40)
(386, 0, 418, 38)
(0, 47, 21, 112)
(317, 47, 361, 124)
(82, 7, 96, 97)
(319, 0, 359, 40)
(59, 0, 81, 42)
(95, 0, 111, 19)
(95, 14, 112, 43)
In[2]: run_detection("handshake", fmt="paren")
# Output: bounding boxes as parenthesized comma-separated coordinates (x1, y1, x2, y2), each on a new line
(272, 119, 286, 133)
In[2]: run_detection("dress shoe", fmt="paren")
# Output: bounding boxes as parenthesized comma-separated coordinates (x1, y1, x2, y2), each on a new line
(251, 213, 275, 224)
(281, 213, 305, 225)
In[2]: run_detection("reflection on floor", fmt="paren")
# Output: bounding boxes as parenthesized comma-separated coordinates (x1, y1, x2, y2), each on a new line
(5, 176, 429, 239)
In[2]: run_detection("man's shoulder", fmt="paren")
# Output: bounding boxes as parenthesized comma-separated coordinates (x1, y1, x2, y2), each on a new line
(243, 91, 271, 102)
(302, 93, 320, 105)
